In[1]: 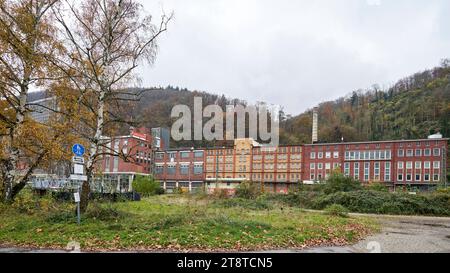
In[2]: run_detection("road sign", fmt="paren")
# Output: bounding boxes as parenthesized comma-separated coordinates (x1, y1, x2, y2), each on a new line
(70, 174, 88, 181)
(72, 144, 85, 157)
(73, 192, 80, 203)
(74, 164, 84, 175)
(72, 156, 85, 164)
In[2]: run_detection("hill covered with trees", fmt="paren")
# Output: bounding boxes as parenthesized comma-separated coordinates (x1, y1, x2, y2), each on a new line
(280, 59, 450, 145)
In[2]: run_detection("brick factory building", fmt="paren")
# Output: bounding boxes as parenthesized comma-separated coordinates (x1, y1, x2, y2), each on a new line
(154, 148, 205, 193)
(94, 127, 169, 193)
(153, 135, 448, 194)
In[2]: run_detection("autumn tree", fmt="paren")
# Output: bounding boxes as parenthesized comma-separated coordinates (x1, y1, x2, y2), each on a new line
(0, 0, 75, 202)
(53, 0, 171, 212)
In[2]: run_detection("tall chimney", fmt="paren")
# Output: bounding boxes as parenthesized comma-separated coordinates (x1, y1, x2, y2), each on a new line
(312, 108, 318, 143)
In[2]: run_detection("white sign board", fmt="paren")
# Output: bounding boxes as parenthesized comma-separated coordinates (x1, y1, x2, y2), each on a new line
(70, 174, 88, 181)
(74, 164, 84, 175)
(72, 156, 85, 164)
(74, 192, 80, 203)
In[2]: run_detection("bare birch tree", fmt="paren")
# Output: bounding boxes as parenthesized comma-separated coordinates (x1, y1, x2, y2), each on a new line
(53, 0, 171, 212)
(0, 0, 70, 202)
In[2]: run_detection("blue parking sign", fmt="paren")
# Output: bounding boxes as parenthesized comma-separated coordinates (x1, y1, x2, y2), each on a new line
(72, 144, 85, 157)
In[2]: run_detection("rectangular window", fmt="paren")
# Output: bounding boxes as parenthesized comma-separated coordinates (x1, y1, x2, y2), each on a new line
(415, 161, 422, 169)
(398, 162, 404, 169)
(397, 173, 403, 181)
(310, 173, 315, 180)
(364, 162, 370, 181)
(433, 174, 440, 182)
(386, 150, 392, 159)
(155, 152, 164, 160)
(318, 152, 323, 159)
(325, 163, 331, 170)
(310, 152, 316, 159)
(325, 152, 331, 159)
(406, 173, 412, 181)
(180, 152, 190, 158)
(433, 148, 440, 156)
(406, 149, 413, 157)
(424, 161, 430, 169)
(333, 152, 339, 158)
(415, 149, 422, 156)
(424, 173, 430, 181)
(167, 165, 176, 175)
(155, 165, 164, 174)
(318, 163, 323, 170)
(374, 162, 380, 180)
(194, 164, 203, 174)
(354, 163, 360, 180)
(433, 161, 440, 169)
(398, 149, 404, 157)
(385, 162, 391, 181)
(424, 149, 431, 156)
(113, 157, 119, 172)
(406, 162, 413, 169)
(180, 165, 189, 175)
(344, 163, 350, 176)
(415, 173, 421, 182)
(194, 151, 204, 158)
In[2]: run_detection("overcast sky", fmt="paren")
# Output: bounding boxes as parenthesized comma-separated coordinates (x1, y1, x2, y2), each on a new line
(137, 0, 450, 115)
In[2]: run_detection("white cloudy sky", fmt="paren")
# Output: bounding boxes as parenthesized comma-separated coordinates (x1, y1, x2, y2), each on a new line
(137, 0, 450, 115)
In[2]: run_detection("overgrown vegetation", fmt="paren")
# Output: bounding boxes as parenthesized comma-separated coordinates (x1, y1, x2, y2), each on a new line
(0, 192, 375, 251)
(132, 175, 164, 197)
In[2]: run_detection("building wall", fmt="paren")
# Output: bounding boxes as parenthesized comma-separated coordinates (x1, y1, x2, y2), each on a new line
(154, 149, 205, 192)
(302, 138, 448, 189)
(154, 137, 448, 193)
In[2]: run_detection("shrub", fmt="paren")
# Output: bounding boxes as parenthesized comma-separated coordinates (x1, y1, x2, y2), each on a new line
(322, 172, 363, 194)
(132, 175, 162, 197)
(324, 204, 349, 217)
(366, 182, 389, 192)
(85, 202, 128, 221)
(235, 181, 261, 199)
(313, 190, 450, 216)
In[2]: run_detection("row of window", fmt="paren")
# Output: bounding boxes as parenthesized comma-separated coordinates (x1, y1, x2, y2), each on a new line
(397, 161, 441, 169)
(251, 173, 301, 181)
(155, 151, 204, 160)
(154, 165, 203, 175)
(344, 150, 392, 161)
(397, 148, 440, 157)
(310, 162, 341, 170)
(397, 173, 440, 182)
(310, 151, 340, 159)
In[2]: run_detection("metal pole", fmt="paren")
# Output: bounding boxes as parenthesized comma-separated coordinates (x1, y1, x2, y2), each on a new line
(77, 184, 81, 225)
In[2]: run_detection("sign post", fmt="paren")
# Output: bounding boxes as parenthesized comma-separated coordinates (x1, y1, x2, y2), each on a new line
(71, 144, 85, 225)
(74, 191, 80, 225)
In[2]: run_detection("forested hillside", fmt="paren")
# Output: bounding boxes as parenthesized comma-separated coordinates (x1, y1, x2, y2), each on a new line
(31, 60, 450, 147)
(280, 60, 450, 144)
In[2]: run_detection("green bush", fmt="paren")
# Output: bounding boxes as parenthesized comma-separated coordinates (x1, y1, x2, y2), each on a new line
(324, 204, 349, 217)
(366, 182, 389, 192)
(235, 181, 261, 199)
(132, 175, 162, 197)
(322, 172, 363, 194)
(312, 190, 450, 216)
(85, 202, 128, 221)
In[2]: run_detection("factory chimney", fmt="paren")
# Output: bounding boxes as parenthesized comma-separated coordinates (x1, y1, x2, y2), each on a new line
(312, 108, 318, 144)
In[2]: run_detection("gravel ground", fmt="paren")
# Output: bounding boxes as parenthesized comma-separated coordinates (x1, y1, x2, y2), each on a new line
(301, 214, 450, 253)
(2, 214, 450, 253)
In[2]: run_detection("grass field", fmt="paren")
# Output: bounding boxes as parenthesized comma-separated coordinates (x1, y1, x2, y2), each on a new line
(0, 194, 378, 252)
